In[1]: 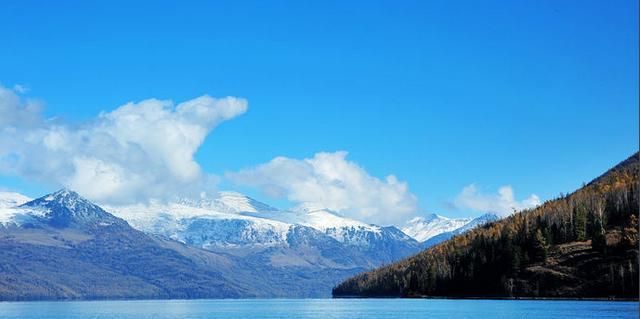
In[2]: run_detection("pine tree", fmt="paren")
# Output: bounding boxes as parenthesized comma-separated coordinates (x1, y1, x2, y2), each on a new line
(532, 229, 548, 262)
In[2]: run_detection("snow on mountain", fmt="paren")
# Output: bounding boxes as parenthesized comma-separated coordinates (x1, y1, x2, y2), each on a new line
(0, 192, 33, 225)
(172, 191, 280, 215)
(0, 189, 493, 254)
(0, 192, 31, 208)
(420, 213, 500, 248)
(106, 199, 292, 249)
(217, 191, 280, 213)
(242, 201, 420, 266)
(0, 188, 500, 298)
(402, 213, 471, 242)
(257, 203, 386, 245)
(231, 201, 416, 250)
(453, 213, 500, 233)
(106, 192, 420, 266)
(287, 205, 418, 252)
(23, 189, 125, 228)
(104, 191, 306, 250)
(288, 203, 379, 232)
(0, 188, 484, 265)
(0, 189, 126, 228)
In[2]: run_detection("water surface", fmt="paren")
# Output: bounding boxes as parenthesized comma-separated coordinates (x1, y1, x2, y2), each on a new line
(0, 299, 636, 319)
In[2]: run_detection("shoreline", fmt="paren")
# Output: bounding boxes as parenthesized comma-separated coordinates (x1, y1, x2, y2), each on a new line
(2, 296, 638, 303)
(333, 295, 640, 302)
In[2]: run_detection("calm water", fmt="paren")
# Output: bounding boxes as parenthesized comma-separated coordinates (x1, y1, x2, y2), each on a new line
(0, 299, 636, 319)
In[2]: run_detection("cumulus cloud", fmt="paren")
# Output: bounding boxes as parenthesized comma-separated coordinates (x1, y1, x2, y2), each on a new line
(0, 85, 247, 204)
(226, 151, 418, 225)
(453, 184, 541, 216)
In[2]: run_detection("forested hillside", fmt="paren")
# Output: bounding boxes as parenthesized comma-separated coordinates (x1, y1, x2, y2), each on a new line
(333, 153, 639, 299)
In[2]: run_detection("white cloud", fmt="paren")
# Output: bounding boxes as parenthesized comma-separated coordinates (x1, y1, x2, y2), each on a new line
(453, 184, 541, 216)
(226, 151, 418, 225)
(0, 86, 42, 127)
(0, 85, 247, 204)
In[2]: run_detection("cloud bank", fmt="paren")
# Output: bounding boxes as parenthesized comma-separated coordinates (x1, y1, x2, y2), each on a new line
(227, 151, 418, 225)
(0, 85, 247, 204)
(453, 184, 541, 216)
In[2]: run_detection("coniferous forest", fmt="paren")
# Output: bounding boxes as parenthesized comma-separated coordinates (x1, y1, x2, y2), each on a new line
(333, 153, 639, 299)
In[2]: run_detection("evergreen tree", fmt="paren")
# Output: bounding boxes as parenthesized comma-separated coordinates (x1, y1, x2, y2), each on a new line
(532, 229, 548, 261)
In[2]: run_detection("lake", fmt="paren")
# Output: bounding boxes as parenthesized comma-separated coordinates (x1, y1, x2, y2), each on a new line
(0, 299, 636, 318)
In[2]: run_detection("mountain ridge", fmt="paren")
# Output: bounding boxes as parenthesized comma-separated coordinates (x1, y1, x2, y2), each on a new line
(333, 153, 639, 299)
(105, 194, 423, 272)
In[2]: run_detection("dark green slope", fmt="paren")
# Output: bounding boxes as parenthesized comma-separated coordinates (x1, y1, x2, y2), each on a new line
(333, 153, 639, 299)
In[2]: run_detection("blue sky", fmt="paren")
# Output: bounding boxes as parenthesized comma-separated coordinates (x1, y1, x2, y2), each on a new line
(0, 0, 637, 221)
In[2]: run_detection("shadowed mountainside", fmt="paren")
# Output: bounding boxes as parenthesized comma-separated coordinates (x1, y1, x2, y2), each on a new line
(333, 153, 639, 299)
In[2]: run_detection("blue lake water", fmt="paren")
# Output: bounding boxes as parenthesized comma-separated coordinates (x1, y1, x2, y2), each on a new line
(0, 299, 637, 319)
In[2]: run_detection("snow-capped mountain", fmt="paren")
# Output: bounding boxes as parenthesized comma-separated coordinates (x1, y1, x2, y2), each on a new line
(454, 213, 499, 233)
(106, 192, 420, 267)
(0, 189, 126, 229)
(106, 195, 291, 250)
(279, 204, 420, 264)
(217, 191, 280, 214)
(0, 191, 33, 225)
(0, 189, 282, 299)
(420, 213, 500, 248)
(402, 214, 472, 242)
(1, 189, 498, 255)
(288, 203, 382, 236)
(175, 191, 280, 215)
(0, 192, 31, 208)
(108, 193, 413, 248)
(246, 202, 406, 247)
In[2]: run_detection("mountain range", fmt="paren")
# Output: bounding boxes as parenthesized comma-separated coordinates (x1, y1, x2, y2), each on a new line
(0, 188, 494, 299)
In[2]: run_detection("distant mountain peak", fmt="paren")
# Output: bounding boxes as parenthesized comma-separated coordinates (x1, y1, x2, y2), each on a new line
(402, 213, 472, 243)
(20, 188, 124, 228)
(52, 187, 76, 196)
(172, 191, 279, 214)
(217, 191, 249, 198)
(44, 188, 82, 201)
(217, 191, 279, 213)
(35, 189, 110, 214)
(0, 191, 32, 208)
